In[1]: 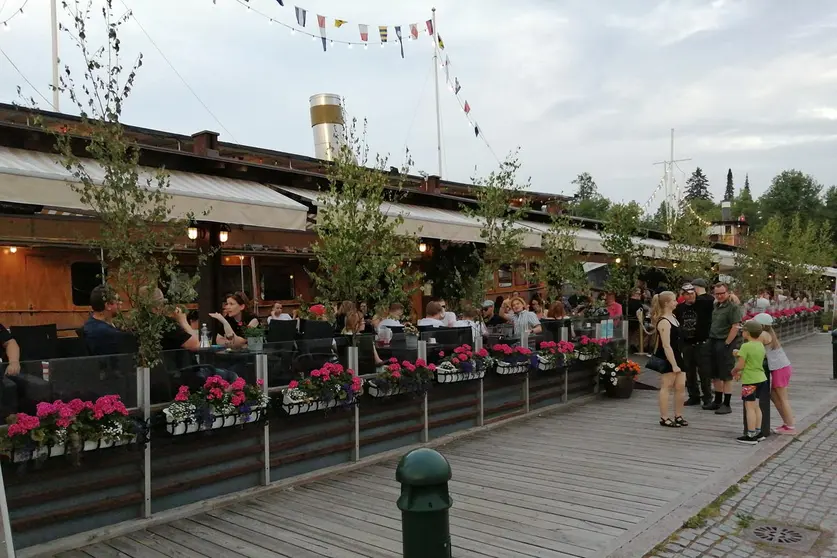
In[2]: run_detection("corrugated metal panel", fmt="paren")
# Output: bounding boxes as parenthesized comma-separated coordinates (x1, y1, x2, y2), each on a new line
(0, 147, 309, 231)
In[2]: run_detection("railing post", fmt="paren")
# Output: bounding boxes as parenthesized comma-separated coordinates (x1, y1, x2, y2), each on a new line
(563, 363, 568, 403)
(418, 341, 429, 443)
(622, 320, 630, 359)
(347, 346, 361, 461)
(0, 454, 15, 558)
(256, 354, 271, 485)
(520, 330, 530, 412)
(138, 366, 152, 519)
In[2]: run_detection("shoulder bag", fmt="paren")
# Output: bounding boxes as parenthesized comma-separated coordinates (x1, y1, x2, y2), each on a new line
(646, 319, 672, 372)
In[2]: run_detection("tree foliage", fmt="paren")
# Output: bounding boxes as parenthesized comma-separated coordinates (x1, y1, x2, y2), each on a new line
(48, 0, 197, 366)
(733, 174, 760, 227)
(724, 168, 734, 201)
(601, 202, 645, 298)
(537, 214, 587, 300)
(572, 172, 597, 200)
(734, 217, 783, 299)
(568, 172, 611, 220)
(461, 151, 531, 305)
(663, 211, 716, 289)
(309, 117, 420, 313)
(684, 167, 712, 202)
(759, 170, 823, 223)
(423, 242, 484, 310)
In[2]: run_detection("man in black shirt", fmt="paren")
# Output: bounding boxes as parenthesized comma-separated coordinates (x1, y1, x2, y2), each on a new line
(0, 324, 20, 376)
(675, 280, 715, 405)
(83, 285, 136, 355)
(481, 300, 506, 326)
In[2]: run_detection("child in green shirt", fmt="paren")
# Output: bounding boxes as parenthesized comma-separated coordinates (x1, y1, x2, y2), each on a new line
(731, 320, 768, 445)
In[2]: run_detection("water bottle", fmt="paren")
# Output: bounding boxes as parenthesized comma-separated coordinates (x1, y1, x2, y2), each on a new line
(200, 323, 211, 349)
(42, 361, 50, 381)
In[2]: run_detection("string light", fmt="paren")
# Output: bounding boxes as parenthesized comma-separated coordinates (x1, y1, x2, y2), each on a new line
(0, 0, 30, 27)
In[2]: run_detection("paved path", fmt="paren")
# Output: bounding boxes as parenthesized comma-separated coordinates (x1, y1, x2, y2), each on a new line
(37, 334, 837, 558)
(648, 407, 837, 558)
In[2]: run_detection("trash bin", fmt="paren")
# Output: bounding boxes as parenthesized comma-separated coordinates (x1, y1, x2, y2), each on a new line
(396, 448, 453, 558)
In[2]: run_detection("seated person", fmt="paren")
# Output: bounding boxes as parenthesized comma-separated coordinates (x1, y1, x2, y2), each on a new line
(438, 299, 457, 327)
(208, 292, 259, 349)
(83, 285, 135, 355)
(0, 323, 20, 376)
(267, 302, 293, 323)
(453, 307, 486, 341)
(378, 302, 405, 334)
(502, 296, 542, 336)
(418, 301, 446, 328)
(139, 287, 200, 352)
(481, 300, 506, 326)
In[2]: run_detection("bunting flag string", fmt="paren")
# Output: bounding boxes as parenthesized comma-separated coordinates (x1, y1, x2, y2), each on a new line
(230, 0, 432, 51)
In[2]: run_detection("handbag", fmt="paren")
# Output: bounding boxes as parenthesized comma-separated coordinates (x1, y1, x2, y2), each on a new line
(645, 322, 672, 372)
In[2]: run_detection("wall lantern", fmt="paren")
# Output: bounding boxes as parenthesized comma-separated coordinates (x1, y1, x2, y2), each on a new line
(614, 257, 622, 264)
(9, 246, 17, 254)
(219, 224, 231, 244)
(187, 221, 199, 240)
(419, 242, 427, 253)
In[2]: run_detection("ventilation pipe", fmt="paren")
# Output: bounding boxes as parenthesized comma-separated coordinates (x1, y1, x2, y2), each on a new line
(309, 93, 346, 161)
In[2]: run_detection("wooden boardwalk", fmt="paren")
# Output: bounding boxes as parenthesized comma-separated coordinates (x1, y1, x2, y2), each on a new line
(42, 335, 836, 558)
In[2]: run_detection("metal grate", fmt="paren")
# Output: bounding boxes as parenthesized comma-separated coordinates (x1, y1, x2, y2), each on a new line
(744, 522, 820, 552)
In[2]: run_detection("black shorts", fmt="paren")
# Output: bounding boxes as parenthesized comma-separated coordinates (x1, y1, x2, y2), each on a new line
(741, 381, 767, 402)
(709, 339, 735, 381)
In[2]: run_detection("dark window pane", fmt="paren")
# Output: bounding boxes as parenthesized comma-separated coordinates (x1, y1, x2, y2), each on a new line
(71, 262, 104, 306)
(497, 266, 512, 288)
(220, 265, 252, 301)
(260, 266, 295, 300)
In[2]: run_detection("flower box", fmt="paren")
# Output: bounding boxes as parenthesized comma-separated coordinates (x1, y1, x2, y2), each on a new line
(435, 361, 485, 383)
(82, 437, 137, 451)
(536, 354, 562, 371)
(575, 351, 598, 361)
(165, 408, 265, 435)
(281, 392, 353, 415)
(495, 361, 531, 375)
(366, 383, 411, 398)
(9, 444, 65, 463)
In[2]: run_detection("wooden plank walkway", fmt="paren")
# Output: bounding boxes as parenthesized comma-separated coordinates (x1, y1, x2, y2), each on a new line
(44, 334, 836, 558)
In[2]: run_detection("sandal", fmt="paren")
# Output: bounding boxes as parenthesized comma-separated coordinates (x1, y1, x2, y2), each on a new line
(675, 416, 689, 427)
(660, 417, 679, 428)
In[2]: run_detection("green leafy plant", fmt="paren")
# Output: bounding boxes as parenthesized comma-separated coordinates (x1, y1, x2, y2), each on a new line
(309, 117, 421, 313)
(538, 213, 588, 300)
(663, 208, 717, 288)
(243, 325, 265, 338)
(601, 202, 645, 303)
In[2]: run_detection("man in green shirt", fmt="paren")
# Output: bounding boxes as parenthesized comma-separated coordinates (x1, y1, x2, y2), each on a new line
(732, 321, 768, 444)
(703, 282, 743, 414)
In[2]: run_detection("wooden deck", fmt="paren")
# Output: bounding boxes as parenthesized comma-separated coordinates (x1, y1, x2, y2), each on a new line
(43, 334, 836, 558)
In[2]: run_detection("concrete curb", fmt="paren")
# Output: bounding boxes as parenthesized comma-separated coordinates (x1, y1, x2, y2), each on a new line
(605, 385, 837, 558)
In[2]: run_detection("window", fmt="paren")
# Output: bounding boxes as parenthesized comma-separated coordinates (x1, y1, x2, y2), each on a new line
(259, 266, 295, 300)
(220, 265, 252, 301)
(497, 266, 513, 288)
(71, 262, 104, 306)
(165, 266, 199, 303)
(514, 265, 527, 286)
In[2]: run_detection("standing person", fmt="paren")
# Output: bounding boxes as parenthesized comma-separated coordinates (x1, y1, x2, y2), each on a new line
(675, 282, 714, 406)
(731, 321, 768, 444)
(651, 291, 687, 427)
(704, 282, 743, 414)
(605, 292, 623, 318)
(753, 313, 796, 434)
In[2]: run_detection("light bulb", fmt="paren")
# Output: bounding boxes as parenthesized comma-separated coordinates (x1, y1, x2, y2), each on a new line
(187, 226, 198, 240)
(268, 18, 273, 24)
(291, 28, 295, 35)
(2, 22, 8, 31)
(419, 242, 427, 253)
(312, 35, 315, 40)
(9, 246, 17, 253)
(219, 230, 229, 243)
(380, 42, 385, 47)
(330, 40, 334, 45)
(615, 257, 622, 264)
(348, 43, 352, 49)
(364, 43, 368, 49)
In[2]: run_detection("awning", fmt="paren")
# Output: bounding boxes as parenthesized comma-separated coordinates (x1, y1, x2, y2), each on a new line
(0, 146, 309, 231)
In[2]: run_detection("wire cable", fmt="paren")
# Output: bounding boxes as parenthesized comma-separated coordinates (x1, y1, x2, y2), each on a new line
(120, 0, 238, 142)
(0, 0, 28, 26)
(402, 57, 434, 151)
(0, 43, 52, 106)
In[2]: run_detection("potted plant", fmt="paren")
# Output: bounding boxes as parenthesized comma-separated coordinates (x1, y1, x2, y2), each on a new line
(536, 340, 576, 371)
(403, 322, 419, 350)
(163, 376, 268, 435)
(282, 362, 363, 414)
(575, 336, 609, 361)
(367, 358, 435, 397)
(599, 359, 641, 399)
(489, 344, 534, 375)
(244, 325, 266, 352)
(435, 344, 489, 383)
(72, 395, 139, 450)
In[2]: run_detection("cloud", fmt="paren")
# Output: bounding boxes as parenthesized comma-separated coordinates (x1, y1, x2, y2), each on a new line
(607, 0, 750, 45)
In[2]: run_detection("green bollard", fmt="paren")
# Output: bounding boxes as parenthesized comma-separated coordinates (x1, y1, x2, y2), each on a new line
(395, 448, 453, 558)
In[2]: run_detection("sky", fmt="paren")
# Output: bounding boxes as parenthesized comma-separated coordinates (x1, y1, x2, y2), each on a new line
(1, 0, 836, 210)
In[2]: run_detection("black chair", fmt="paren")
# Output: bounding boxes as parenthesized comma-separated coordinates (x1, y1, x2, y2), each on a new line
(11, 324, 59, 361)
(384, 325, 405, 335)
(267, 320, 297, 343)
(0, 376, 18, 419)
(57, 337, 89, 358)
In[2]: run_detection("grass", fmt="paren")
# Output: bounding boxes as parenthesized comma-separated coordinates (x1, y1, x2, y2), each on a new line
(647, 534, 678, 557)
(736, 512, 755, 529)
(739, 473, 752, 483)
(682, 484, 741, 529)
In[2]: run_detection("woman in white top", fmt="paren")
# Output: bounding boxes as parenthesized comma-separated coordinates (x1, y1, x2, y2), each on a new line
(753, 313, 795, 434)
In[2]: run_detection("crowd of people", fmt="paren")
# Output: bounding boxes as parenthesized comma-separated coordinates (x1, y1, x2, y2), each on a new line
(649, 281, 797, 445)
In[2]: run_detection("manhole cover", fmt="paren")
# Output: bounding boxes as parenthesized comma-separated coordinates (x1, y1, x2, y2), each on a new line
(744, 521, 820, 552)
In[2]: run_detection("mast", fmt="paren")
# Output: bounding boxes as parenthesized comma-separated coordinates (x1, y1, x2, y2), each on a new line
(652, 128, 691, 233)
(50, 0, 60, 111)
(431, 7, 442, 177)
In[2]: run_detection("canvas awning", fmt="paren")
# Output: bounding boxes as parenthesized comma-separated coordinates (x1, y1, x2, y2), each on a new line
(0, 146, 309, 231)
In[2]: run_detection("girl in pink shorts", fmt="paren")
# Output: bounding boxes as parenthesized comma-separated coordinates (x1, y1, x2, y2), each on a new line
(754, 313, 795, 434)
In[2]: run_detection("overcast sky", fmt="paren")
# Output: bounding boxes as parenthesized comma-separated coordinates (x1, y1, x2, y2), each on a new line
(2, 0, 836, 209)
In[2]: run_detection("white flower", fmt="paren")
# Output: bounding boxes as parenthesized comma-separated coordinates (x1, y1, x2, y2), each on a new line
(611, 371, 616, 376)
(611, 378, 618, 385)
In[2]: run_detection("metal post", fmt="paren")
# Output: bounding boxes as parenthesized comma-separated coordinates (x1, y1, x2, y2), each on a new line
(138, 366, 152, 519)
(622, 320, 630, 359)
(477, 378, 484, 426)
(348, 346, 361, 461)
(396, 448, 453, 558)
(0, 457, 15, 557)
(831, 330, 837, 380)
(563, 364, 568, 403)
(418, 340, 429, 442)
(431, 8, 442, 177)
(523, 374, 530, 414)
(256, 354, 270, 485)
(50, 0, 60, 112)
(595, 322, 602, 339)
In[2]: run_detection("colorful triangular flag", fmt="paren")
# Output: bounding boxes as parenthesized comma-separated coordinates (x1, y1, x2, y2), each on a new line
(358, 23, 368, 41)
(379, 26, 388, 43)
(295, 6, 306, 27)
(464, 101, 471, 114)
(317, 15, 327, 52)
(334, 19, 347, 28)
(395, 26, 404, 58)
(474, 125, 480, 138)
(426, 19, 434, 36)
(275, 0, 283, 5)
(409, 23, 418, 39)
(454, 78, 461, 95)
(438, 34, 445, 49)
(444, 55, 451, 85)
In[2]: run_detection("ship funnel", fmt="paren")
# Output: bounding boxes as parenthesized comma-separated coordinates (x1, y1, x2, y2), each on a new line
(309, 93, 346, 161)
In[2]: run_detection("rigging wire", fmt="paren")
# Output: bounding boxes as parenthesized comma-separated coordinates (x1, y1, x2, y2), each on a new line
(402, 57, 434, 152)
(0, 44, 52, 107)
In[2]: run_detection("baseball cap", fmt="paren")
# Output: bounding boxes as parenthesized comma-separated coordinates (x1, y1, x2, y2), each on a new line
(681, 283, 695, 292)
(752, 312, 774, 326)
(743, 320, 763, 337)
(692, 278, 708, 288)
(481, 300, 495, 309)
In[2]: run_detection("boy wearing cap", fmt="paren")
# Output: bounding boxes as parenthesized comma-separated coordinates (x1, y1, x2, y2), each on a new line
(731, 321, 768, 445)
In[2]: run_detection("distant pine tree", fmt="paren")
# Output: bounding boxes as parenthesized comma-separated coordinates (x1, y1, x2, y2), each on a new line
(724, 168, 734, 200)
(685, 167, 712, 202)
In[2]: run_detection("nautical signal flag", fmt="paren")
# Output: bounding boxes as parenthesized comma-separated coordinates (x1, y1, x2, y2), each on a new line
(426, 19, 434, 35)
(275, 0, 283, 5)
(395, 26, 404, 58)
(295, 6, 306, 27)
(454, 78, 461, 94)
(317, 14, 327, 51)
(464, 101, 471, 114)
(438, 34, 445, 49)
(379, 26, 388, 42)
(410, 23, 418, 39)
(358, 24, 368, 41)
(334, 19, 347, 28)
